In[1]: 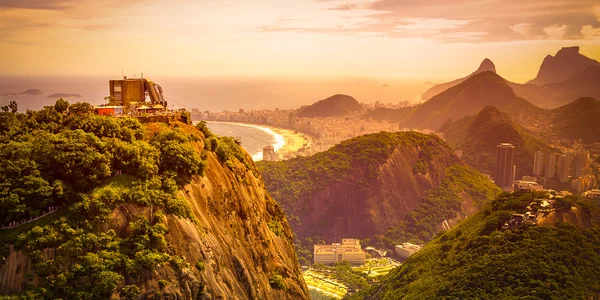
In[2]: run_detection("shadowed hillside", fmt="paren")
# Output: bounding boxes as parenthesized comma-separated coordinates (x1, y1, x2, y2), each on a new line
(440, 106, 554, 178)
(550, 97, 600, 143)
(257, 132, 500, 246)
(403, 72, 543, 131)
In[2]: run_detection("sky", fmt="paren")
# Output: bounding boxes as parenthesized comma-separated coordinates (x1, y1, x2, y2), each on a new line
(1, 0, 600, 84)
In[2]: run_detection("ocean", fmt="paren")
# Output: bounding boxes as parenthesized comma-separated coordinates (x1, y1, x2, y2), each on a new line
(0, 76, 425, 112)
(200, 121, 284, 161)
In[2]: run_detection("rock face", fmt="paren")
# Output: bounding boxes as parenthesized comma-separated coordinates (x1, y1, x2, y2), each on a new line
(527, 46, 600, 86)
(421, 58, 497, 100)
(297, 94, 362, 118)
(0, 122, 309, 299)
(258, 132, 499, 242)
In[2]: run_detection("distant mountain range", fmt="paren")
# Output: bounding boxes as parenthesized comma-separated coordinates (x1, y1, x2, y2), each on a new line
(420, 58, 496, 100)
(440, 106, 554, 178)
(400, 71, 543, 131)
(296, 94, 362, 118)
(1, 89, 43, 97)
(527, 46, 600, 85)
(420, 46, 600, 109)
(47, 93, 82, 99)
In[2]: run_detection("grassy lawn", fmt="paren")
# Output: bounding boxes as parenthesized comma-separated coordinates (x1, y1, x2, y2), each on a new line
(94, 174, 137, 193)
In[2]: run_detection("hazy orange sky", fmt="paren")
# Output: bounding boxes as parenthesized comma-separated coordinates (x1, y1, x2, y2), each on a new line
(1, 0, 600, 83)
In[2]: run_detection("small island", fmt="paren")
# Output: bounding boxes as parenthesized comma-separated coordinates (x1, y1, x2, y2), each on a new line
(1, 89, 43, 97)
(46, 93, 82, 99)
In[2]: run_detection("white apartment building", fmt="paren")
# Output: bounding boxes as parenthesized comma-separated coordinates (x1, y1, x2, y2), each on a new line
(395, 243, 423, 259)
(313, 238, 366, 265)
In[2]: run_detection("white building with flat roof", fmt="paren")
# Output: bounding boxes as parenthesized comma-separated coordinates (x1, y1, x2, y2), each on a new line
(395, 243, 422, 259)
(313, 238, 366, 265)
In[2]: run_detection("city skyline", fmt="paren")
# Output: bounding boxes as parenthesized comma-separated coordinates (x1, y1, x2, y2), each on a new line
(1, 0, 600, 83)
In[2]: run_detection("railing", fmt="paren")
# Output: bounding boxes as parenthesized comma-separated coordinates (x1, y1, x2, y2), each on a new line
(0, 206, 60, 229)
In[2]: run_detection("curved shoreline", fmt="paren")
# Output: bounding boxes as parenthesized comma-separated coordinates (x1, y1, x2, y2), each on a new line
(200, 121, 309, 161)
(207, 121, 285, 151)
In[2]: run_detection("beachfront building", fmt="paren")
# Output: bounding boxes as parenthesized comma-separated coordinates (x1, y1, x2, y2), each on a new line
(263, 145, 278, 162)
(313, 239, 366, 265)
(395, 243, 422, 259)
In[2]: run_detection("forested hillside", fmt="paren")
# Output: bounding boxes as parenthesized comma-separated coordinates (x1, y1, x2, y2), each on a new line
(257, 132, 500, 265)
(353, 191, 600, 299)
(0, 100, 309, 299)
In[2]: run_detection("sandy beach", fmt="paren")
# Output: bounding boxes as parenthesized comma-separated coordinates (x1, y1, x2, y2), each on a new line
(202, 121, 311, 161)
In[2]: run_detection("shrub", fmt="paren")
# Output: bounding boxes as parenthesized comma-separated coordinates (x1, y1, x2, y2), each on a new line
(269, 274, 287, 290)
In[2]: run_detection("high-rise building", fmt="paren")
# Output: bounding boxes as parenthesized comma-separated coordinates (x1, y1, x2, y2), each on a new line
(533, 151, 544, 176)
(557, 153, 573, 183)
(495, 143, 515, 191)
(572, 151, 589, 179)
(544, 154, 556, 178)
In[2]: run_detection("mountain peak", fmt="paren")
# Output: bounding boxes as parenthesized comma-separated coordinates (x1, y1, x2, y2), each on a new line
(527, 46, 600, 85)
(556, 46, 580, 56)
(476, 58, 496, 73)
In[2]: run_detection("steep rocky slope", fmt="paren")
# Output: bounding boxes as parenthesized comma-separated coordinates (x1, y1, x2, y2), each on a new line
(354, 191, 600, 299)
(0, 107, 308, 299)
(257, 132, 500, 244)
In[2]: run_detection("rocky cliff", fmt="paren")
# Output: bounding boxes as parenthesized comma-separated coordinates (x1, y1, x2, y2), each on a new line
(257, 132, 500, 245)
(527, 46, 600, 86)
(0, 117, 308, 299)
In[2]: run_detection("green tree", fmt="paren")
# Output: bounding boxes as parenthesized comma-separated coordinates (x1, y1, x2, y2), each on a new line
(8, 101, 18, 113)
(54, 98, 70, 114)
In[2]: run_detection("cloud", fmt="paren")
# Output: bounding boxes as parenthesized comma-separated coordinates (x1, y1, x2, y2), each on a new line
(0, 0, 74, 10)
(593, 4, 600, 21)
(581, 24, 600, 39)
(394, 18, 474, 34)
(543, 24, 568, 39)
(510, 23, 533, 37)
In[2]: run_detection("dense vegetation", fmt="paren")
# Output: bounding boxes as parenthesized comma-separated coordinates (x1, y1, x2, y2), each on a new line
(297, 94, 362, 118)
(258, 132, 500, 265)
(257, 131, 439, 228)
(440, 105, 555, 177)
(352, 191, 600, 299)
(550, 97, 600, 143)
(0, 100, 206, 298)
